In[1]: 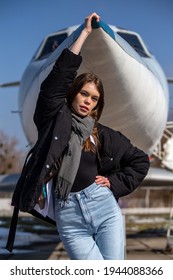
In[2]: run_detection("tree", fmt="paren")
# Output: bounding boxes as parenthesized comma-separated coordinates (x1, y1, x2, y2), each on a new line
(0, 130, 25, 174)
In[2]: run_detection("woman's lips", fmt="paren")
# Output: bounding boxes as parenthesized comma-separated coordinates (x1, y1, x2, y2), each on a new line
(80, 106, 89, 112)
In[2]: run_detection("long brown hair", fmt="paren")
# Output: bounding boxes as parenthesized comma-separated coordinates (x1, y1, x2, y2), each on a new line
(67, 73, 104, 152)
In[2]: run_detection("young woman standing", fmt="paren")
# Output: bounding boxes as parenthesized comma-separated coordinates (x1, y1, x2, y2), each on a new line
(10, 13, 150, 259)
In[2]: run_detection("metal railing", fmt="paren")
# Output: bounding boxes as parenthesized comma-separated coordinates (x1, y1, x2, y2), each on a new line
(152, 121, 173, 169)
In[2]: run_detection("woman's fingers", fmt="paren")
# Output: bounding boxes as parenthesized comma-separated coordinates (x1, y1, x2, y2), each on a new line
(85, 12, 100, 23)
(95, 175, 110, 188)
(84, 12, 100, 33)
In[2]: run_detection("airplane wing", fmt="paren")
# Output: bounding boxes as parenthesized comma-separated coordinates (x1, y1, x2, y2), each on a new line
(1, 167, 173, 191)
(0, 81, 20, 87)
(167, 78, 173, 83)
(0, 173, 20, 192)
(141, 166, 173, 186)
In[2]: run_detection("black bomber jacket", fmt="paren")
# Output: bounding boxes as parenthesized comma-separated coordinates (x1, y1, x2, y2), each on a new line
(7, 48, 150, 253)
(11, 48, 150, 212)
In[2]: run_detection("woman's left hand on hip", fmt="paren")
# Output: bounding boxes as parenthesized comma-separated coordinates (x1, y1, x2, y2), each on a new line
(95, 175, 111, 188)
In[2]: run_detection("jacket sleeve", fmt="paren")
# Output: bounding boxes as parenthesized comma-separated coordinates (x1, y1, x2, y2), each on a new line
(33, 48, 82, 131)
(107, 134, 150, 199)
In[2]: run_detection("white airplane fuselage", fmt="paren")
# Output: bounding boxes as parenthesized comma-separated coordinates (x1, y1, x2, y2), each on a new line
(18, 21, 169, 154)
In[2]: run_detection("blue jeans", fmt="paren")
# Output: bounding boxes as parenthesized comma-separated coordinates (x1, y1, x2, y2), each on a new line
(54, 182, 124, 260)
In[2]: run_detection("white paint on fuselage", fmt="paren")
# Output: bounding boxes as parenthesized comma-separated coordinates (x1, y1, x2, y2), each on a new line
(19, 23, 169, 154)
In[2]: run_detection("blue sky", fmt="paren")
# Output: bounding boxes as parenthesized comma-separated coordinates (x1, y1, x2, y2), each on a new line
(0, 0, 173, 150)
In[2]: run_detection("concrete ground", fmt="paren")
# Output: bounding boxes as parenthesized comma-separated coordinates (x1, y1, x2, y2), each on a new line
(2, 236, 173, 260)
(48, 236, 173, 260)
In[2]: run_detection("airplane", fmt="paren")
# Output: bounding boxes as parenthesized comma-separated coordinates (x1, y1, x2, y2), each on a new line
(1, 18, 173, 183)
(1, 20, 173, 254)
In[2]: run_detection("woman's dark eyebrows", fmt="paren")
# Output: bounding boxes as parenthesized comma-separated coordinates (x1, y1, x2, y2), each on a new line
(80, 89, 99, 97)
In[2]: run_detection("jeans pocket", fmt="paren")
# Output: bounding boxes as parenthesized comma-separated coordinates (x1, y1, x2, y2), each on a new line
(90, 185, 112, 201)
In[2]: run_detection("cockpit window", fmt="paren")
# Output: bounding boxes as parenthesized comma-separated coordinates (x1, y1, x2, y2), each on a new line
(117, 32, 150, 57)
(36, 33, 68, 59)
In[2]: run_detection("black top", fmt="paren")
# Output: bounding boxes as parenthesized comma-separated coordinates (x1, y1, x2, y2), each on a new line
(71, 150, 98, 192)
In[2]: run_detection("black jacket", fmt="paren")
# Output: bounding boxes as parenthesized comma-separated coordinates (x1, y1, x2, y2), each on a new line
(11, 48, 150, 213)
(7, 48, 149, 253)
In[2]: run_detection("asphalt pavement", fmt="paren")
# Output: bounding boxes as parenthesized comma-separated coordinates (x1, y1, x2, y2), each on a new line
(1, 236, 173, 260)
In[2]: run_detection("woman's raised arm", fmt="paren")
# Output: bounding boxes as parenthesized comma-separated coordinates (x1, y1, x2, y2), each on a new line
(71, 12, 100, 55)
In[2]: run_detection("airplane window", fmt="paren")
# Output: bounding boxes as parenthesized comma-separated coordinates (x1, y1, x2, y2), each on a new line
(117, 32, 149, 57)
(37, 33, 68, 59)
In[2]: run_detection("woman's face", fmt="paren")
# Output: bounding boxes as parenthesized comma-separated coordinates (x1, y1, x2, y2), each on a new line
(72, 82, 100, 117)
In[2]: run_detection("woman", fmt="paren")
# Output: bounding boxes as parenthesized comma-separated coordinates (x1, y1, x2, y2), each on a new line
(8, 13, 149, 259)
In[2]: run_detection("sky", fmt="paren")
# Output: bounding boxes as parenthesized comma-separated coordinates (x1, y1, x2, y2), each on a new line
(0, 0, 173, 151)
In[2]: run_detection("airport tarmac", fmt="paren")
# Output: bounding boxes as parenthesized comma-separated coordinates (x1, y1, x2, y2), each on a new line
(1, 216, 173, 260)
(1, 235, 173, 260)
(48, 236, 173, 260)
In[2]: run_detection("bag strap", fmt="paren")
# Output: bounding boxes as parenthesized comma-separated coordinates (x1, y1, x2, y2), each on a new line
(6, 146, 36, 252)
(6, 206, 19, 252)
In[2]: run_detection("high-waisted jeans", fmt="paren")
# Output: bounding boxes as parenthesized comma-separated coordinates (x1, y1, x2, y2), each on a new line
(54, 182, 124, 260)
